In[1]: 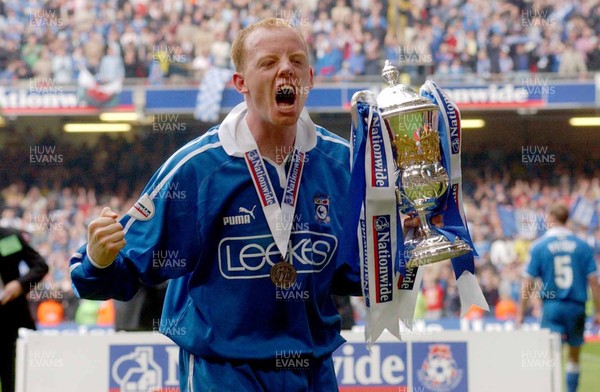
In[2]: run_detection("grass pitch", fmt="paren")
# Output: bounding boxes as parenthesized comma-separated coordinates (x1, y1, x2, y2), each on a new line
(580, 340, 600, 392)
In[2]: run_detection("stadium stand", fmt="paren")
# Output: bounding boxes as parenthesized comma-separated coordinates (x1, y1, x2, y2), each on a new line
(0, 0, 599, 85)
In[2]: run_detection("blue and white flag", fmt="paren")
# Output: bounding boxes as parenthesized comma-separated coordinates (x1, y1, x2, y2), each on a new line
(570, 195, 599, 230)
(194, 66, 233, 123)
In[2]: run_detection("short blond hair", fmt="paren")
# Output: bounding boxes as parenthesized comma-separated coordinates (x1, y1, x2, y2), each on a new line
(549, 204, 569, 225)
(231, 18, 309, 72)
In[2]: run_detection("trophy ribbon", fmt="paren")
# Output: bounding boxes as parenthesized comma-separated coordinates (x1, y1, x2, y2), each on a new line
(419, 80, 489, 315)
(349, 92, 417, 344)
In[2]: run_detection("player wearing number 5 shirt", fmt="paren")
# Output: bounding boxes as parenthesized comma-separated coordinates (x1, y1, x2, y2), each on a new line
(518, 204, 600, 392)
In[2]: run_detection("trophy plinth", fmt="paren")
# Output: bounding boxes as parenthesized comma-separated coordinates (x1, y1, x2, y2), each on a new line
(376, 60, 472, 268)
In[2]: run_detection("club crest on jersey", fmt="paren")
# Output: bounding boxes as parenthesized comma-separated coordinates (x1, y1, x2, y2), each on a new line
(128, 194, 155, 221)
(314, 194, 330, 224)
(223, 205, 256, 226)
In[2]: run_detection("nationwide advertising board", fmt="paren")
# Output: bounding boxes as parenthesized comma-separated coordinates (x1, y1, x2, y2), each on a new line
(17, 329, 561, 392)
(1, 81, 596, 117)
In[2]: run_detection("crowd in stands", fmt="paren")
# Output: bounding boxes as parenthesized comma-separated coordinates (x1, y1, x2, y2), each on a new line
(1, 0, 600, 86)
(1, 129, 599, 326)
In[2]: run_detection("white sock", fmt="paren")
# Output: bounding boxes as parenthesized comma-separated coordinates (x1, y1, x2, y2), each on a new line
(566, 362, 580, 373)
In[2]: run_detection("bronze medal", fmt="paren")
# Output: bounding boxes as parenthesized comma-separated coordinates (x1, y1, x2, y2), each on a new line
(270, 262, 297, 288)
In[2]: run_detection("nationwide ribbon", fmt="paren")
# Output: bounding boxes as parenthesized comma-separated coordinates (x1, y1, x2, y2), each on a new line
(244, 146, 305, 261)
(343, 83, 488, 345)
(419, 80, 489, 316)
(346, 91, 410, 343)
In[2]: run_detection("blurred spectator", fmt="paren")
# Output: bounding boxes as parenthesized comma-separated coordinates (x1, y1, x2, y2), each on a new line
(559, 43, 588, 77)
(513, 44, 531, 73)
(363, 31, 381, 75)
(32, 48, 53, 79)
(314, 36, 343, 77)
(476, 49, 491, 77)
(422, 272, 445, 320)
(346, 43, 366, 76)
(97, 45, 125, 83)
(21, 35, 42, 70)
(210, 30, 231, 69)
(52, 43, 74, 84)
(331, 0, 352, 26)
(83, 31, 105, 74)
(0, 226, 49, 392)
(499, 49, 514, 74)
(588, 41, 600, 71)
(487, 34, 503, 77)
(123, 44, 144, 79)
(479, 265, 500, 312)
(490, 237, 517, 267)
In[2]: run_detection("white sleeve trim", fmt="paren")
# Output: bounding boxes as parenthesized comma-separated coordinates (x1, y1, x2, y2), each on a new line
(522, 271, 535, 279)
(86, 244, 115, 269)
(587, 271, 600, 282)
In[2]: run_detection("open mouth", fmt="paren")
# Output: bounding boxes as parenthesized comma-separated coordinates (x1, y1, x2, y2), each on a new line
(275, 85, 297, 108)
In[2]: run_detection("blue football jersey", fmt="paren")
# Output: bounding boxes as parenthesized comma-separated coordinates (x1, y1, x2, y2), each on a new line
(70, 103, 360, 360)
(525, 227, 597, 304)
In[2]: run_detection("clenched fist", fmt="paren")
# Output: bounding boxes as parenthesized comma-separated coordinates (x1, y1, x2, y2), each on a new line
(87, 207, 126, 268)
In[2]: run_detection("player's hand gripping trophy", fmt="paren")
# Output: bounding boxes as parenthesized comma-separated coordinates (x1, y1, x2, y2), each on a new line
(377, 60, 472, 268)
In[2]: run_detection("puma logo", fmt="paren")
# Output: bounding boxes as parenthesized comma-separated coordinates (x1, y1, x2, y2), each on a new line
(223, 205, 256, 226)
(239, 205, 256, 219)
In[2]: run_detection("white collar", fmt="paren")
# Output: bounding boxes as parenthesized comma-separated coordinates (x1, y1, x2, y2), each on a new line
(544, 227, 572, 237)
(218, 102, 317, 157)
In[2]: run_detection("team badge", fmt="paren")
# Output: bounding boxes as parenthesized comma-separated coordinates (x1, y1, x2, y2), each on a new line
(314, 195, 330, 224)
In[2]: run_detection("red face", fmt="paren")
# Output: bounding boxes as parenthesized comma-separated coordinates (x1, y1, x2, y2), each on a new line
(233, 27, 314, 132)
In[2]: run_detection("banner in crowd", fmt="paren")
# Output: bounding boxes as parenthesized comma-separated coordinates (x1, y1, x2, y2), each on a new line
(0, 86, 133, 115)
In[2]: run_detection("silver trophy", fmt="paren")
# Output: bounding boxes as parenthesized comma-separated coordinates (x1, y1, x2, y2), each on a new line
(376, 60, 471, 268)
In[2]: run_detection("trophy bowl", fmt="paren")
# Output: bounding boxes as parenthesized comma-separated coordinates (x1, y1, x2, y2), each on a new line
(377, 60, 471, 268)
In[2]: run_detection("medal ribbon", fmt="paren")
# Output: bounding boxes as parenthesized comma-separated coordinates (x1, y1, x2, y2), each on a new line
(244, 147, 305, 260)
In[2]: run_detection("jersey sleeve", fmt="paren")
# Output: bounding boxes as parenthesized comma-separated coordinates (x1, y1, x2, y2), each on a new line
(70, 156, 202, 301)
(524, 244, 542, 279)
(583, 242, 598, 279)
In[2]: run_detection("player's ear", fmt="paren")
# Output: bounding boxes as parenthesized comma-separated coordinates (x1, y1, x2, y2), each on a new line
(308, 66, 314, 90)
(233, 72, 248, 93)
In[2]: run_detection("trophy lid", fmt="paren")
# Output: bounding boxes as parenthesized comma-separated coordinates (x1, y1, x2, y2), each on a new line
(376, 60, 439, 118)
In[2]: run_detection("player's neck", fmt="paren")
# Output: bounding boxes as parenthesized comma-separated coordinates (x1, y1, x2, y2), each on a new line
(248, 122, 296, 165)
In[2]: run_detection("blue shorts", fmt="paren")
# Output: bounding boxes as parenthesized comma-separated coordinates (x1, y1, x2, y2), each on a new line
(178, 349, 338, 391)
(541, 301, 586, 347)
